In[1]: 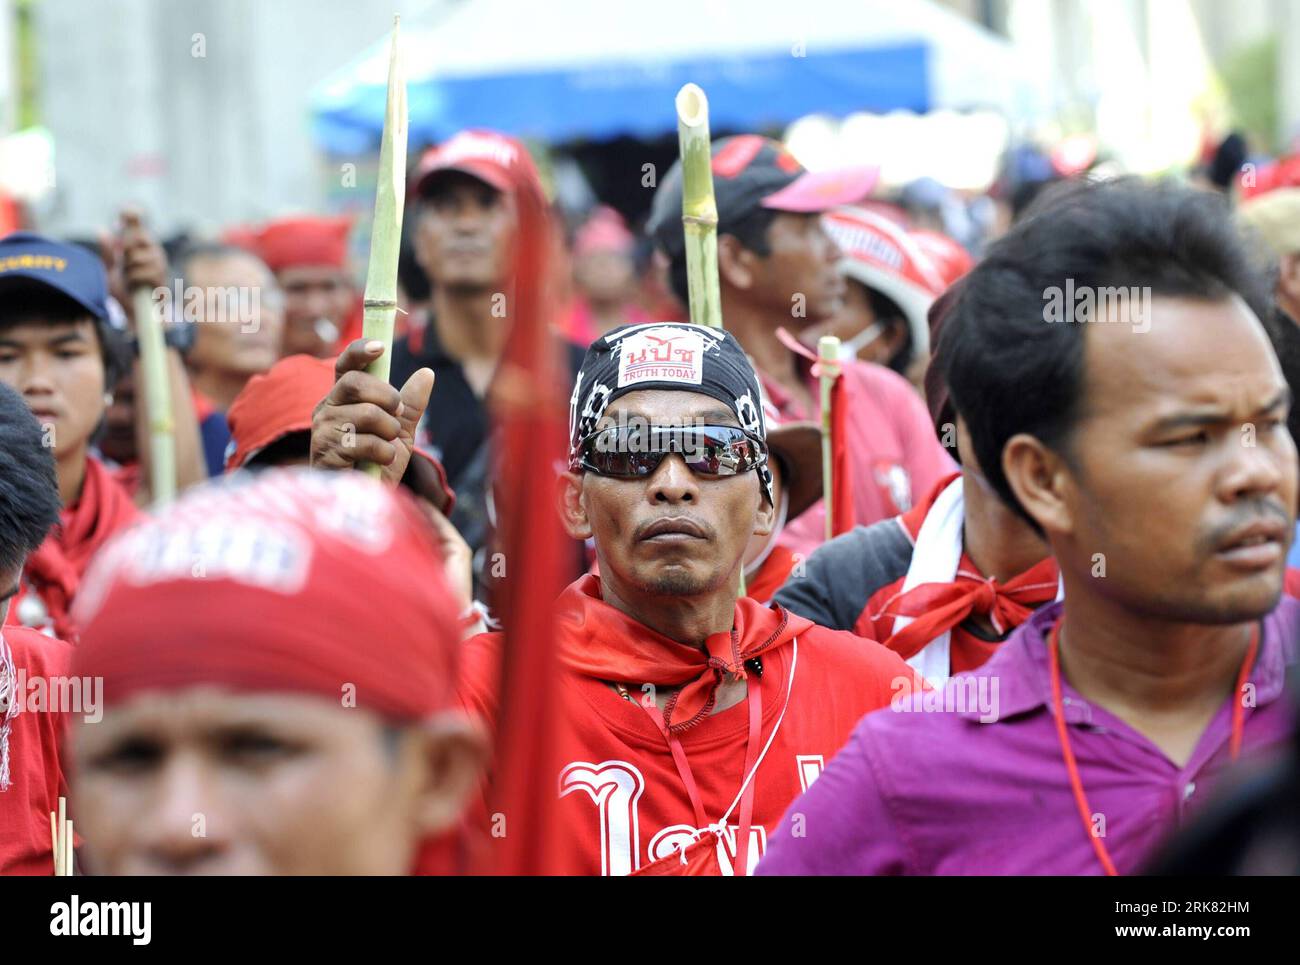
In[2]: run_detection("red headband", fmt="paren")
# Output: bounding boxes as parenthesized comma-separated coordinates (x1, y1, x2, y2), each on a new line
(250, 215, 353, 273)
(72, 470, 461, 721)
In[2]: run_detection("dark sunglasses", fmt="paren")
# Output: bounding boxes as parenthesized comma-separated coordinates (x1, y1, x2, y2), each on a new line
(575, 423, 768, 479)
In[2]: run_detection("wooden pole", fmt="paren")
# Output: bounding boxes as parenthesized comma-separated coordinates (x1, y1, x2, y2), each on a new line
(677, 83, 748, 594)
(675, 83, 722, 331)
(49, 810, 59, 876)
(818, 336, 841, 543)
(359, 16, 409, 478)
(133, 287, 175, 505)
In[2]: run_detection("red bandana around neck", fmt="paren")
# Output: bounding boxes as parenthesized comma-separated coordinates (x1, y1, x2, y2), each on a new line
(883, 556, 1059, 661)
(21, 457, 141, 639)
(555, 575, 811, 732)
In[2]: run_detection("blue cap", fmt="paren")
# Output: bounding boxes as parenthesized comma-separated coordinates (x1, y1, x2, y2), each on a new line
(0, 231, 109, 321)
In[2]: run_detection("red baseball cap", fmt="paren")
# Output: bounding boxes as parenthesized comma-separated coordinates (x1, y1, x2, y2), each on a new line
(225, 353, 455, 515)
(824, 206, 946, 356)
(225, 354, 337, 471)
(649, 135, 878, 259)
(410, 129, 542, 199)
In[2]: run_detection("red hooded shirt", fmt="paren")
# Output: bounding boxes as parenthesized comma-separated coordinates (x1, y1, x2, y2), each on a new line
(458, 575, 919, 875)
(0, 626, 73, 875)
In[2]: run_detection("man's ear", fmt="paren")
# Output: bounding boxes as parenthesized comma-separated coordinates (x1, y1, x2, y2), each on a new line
(1002, 432, 1074, 536)
(557, 471, 592, 540)
(753, 490, 776, 538)
(718, 234, 755, 292)
(410, 714, 489, 837)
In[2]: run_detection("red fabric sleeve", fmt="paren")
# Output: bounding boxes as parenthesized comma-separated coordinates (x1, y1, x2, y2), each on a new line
(0, 628, 73, 875)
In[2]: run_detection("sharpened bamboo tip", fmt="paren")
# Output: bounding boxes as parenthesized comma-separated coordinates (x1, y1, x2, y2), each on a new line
(676, 83, 708, 127)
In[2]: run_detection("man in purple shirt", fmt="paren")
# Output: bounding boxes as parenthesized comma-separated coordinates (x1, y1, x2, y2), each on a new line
(758, 178, 1299, 875)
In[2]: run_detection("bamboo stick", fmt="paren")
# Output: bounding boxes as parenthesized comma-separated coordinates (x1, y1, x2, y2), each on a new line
(51, 795, 70, 876)
(133, 287, 176, 505)
(675, 83, 722, 331)
(676, 83, 739, 592)
(49, 810, 59, 876)
(818, 336, 841, 542)
(359, 16, 409, 478)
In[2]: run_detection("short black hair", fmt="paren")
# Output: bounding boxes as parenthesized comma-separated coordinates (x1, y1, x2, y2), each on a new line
(1261, 308, 1300, 456)
(0, 281, 131, 389)
(667, 205, 779, 306)
(244, 430, 311, 470)
(940, 177, 1273, 530)
(0, 382, 61, 572)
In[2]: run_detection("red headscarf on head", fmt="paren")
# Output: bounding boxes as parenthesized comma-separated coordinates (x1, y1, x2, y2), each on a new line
(72, 468, 461, 722)
(242, 216, 353, 274)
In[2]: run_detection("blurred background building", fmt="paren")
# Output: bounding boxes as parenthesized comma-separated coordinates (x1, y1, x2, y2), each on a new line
(0, 0, 1297, 244)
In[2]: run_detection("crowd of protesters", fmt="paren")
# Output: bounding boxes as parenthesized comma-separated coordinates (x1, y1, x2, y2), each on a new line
(0, 119, 1298, 876)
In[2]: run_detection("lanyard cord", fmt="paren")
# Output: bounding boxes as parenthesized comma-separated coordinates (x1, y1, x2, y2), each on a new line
(1047, 618, 1258, 876)
(638, 676, 764, 875)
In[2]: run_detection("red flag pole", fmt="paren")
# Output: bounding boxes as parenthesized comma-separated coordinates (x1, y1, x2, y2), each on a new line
(817, 336, 841, 541)
(481, 172, 568, 875)
(817, 335, 855, 539)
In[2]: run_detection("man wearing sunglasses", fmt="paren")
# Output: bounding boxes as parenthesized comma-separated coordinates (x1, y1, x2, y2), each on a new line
(455, 322, 921, 875)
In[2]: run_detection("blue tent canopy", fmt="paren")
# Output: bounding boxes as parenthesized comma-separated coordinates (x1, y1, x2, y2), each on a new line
(312, 0, 1041, 154)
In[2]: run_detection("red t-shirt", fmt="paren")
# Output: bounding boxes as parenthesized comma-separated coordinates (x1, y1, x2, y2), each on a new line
(0, 626, 73, 875)
(457, 577, 918, 875)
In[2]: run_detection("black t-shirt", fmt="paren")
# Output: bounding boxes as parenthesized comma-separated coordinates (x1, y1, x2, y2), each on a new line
(391, 314, 491, 490)
(390, 313, 588, 595)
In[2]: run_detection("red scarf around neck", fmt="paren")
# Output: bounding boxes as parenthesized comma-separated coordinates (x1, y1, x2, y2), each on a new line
(20, 457, 141, 640)
(556, 575, 811, 733)
(882, 556, 1059, 661)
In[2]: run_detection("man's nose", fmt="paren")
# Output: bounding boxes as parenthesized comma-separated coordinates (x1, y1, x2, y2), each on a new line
(17, 354, 56, 395)
(452, 202, 487, 232)
(302, 290, 332, 321)
(137, 754, 231, 873)
(816, 218, 843, 263)
(647, 453, 700, 504)
(1219, 429, 1287, 503)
